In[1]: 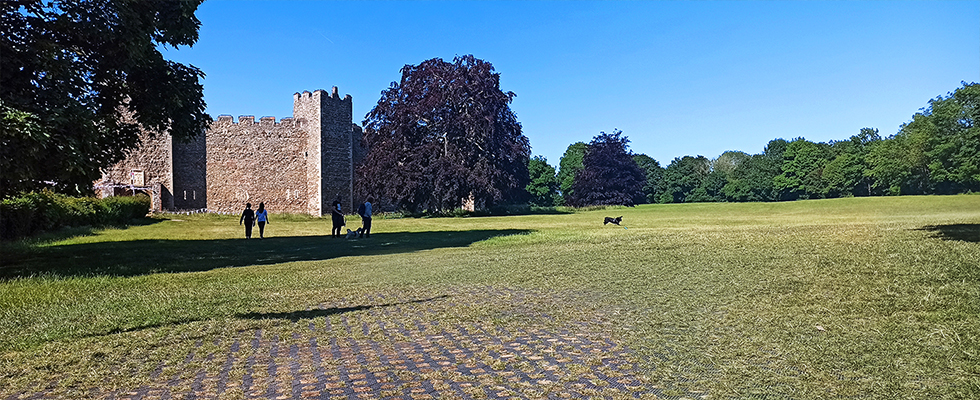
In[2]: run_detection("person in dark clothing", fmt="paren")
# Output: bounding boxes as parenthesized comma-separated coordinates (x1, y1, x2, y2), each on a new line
(357, 196, 373, 238)
(239, 203, 255, 239)
(331, 198, 344, 237)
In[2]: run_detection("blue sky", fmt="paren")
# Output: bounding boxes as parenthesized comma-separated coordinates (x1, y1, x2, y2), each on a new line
(162, 0, 979, 167)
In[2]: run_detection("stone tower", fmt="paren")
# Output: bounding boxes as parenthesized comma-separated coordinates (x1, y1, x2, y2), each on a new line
(293, 86, 357, 215)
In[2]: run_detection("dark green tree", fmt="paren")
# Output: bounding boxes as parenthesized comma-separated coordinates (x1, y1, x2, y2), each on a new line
(556, 142, 587, 204)
(920, 82, 980, 193)
(567, 130, 646, 207)
(721, 139, 787, 202)
(632, 154, 663, 204)
(357, 55, 530, 213)
(0, 0, 209, 197)
(773, 138, 833, 200)
(865, 83, 979, 195)
(687, 169, 726, 202)
(657, 155, 710, 203)
(866, 130, 929, 195)
(823, 128, 880, 197)
(526, 155, 559, 206)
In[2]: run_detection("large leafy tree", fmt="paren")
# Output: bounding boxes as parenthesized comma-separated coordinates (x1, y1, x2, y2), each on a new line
(657, 155, 710, 203)
(773, 138, 833, 200)
(721, 139, 787, 202)
(0, 0, 209, 197)
(919, 82, 979, 194)
(357, 55, 530, 213)
(823, 128, 880, 197)
(556, 142, 586, 203)
(631, 154, 663, 204)
(567, 130, 645, 207)
(526, 156, 559, 207)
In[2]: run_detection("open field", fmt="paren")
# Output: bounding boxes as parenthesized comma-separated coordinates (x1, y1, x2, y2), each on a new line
(1, 195, 978, 399)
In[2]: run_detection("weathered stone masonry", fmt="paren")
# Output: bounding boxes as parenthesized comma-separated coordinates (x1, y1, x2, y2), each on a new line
(97, 87, 363, 216)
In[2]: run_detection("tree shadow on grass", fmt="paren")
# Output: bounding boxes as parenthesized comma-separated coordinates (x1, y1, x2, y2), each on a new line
(236, 295, 450, 322)
(0, 230, 529, 280)
(0, 217, 164, 244)
(917, 224, 980, 243)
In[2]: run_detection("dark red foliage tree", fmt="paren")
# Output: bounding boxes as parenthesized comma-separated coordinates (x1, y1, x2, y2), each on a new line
(356, 55, 530, 213)
(568, 130, 646, 207)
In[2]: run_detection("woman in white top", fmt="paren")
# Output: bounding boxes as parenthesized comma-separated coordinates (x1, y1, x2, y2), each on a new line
(255, 202, 270, 238)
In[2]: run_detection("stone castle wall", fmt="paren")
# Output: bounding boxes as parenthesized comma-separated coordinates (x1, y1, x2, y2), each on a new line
(98, 86, 359, 216)
(205, 116, 311, 214)
(172, 131, 207, 210)
(98, 125, 174, 212)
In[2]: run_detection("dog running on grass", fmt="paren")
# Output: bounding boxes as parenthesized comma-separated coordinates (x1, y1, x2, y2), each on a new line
(603, 216, 623, 225)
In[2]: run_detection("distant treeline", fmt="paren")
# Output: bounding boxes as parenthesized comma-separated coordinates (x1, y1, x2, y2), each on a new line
(532, 82, 978, 206)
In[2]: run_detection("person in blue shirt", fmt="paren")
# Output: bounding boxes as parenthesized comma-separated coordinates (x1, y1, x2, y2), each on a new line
(357, 196, 373, 238)
(255, 202, 269, 238)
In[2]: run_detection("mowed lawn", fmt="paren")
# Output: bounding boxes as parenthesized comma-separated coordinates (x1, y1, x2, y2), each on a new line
(1, 195, 978, 398)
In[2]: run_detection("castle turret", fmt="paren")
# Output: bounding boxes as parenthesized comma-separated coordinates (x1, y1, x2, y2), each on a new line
(293, 87, 356, 215)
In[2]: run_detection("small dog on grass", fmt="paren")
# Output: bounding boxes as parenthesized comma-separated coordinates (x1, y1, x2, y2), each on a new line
(603, 216, 623, 225)
(345, 227, 364, 239)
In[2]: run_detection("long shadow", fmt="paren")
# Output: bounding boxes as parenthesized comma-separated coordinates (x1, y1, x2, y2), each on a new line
(0, 217, 165, 243)
(0, 230, 529, 280)
(236, 295, 450, 322)
(917, 224, 980, 243)
(85, 295, 452, 338)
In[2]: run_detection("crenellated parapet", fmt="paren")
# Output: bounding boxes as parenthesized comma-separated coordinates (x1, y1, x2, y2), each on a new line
(211, 115, 305, 127)
(293, 86, 352, 103)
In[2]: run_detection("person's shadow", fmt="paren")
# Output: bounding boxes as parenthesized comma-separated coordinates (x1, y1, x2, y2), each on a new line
(236, 295, 451, 322)
(0, 229, 530, 279)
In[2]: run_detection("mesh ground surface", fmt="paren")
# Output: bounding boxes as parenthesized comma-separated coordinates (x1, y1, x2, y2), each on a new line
(5, 287, 705, 400)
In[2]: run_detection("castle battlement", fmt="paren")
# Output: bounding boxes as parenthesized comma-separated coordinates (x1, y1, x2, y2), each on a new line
(294, 87, 352, 103)
(213, 115, 304, 127)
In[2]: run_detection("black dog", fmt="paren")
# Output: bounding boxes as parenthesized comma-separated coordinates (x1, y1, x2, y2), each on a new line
(603, 216, 623, 225)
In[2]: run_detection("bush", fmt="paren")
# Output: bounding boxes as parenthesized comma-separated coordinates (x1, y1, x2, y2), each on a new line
(0, 190, 149, 240)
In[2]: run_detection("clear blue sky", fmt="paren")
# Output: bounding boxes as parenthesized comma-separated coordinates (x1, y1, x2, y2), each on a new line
(161, 0, 979, 167)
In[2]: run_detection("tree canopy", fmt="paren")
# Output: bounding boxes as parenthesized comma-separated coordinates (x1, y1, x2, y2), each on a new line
(631, 154, 663, 204)
(556, 142, 586, 204)
(356, 55, 530, 213)
(526, 156, 559, 207)
(567, 130, 645, 207)
(643, 83, 978, 204)
(0, 0, 209, 197)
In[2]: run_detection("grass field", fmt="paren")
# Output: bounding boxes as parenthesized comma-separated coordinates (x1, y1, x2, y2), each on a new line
(1, 195, 978, 399)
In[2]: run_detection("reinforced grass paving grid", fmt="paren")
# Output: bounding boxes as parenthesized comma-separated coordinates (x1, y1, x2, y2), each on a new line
(5, 287, 705, 400)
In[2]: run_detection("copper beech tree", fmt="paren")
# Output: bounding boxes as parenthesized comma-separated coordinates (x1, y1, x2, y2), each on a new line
(357, 55, 530, 213)
(567, 130, 646, 207)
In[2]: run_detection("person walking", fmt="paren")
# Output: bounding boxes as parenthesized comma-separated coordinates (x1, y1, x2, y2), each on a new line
(255, 202, 269, 238)
(357, 196, 373, 238)
(331, 198, 344, 237)
(239, 203, 255, 239)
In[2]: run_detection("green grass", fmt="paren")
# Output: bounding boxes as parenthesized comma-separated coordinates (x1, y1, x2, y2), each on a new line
(1, 195, 978, 398)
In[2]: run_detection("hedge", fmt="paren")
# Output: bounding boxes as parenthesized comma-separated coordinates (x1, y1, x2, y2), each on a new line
(0, 190, 150, 240)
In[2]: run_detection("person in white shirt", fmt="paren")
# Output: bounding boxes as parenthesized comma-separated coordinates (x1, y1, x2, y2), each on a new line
(357, 196, 373, 238)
